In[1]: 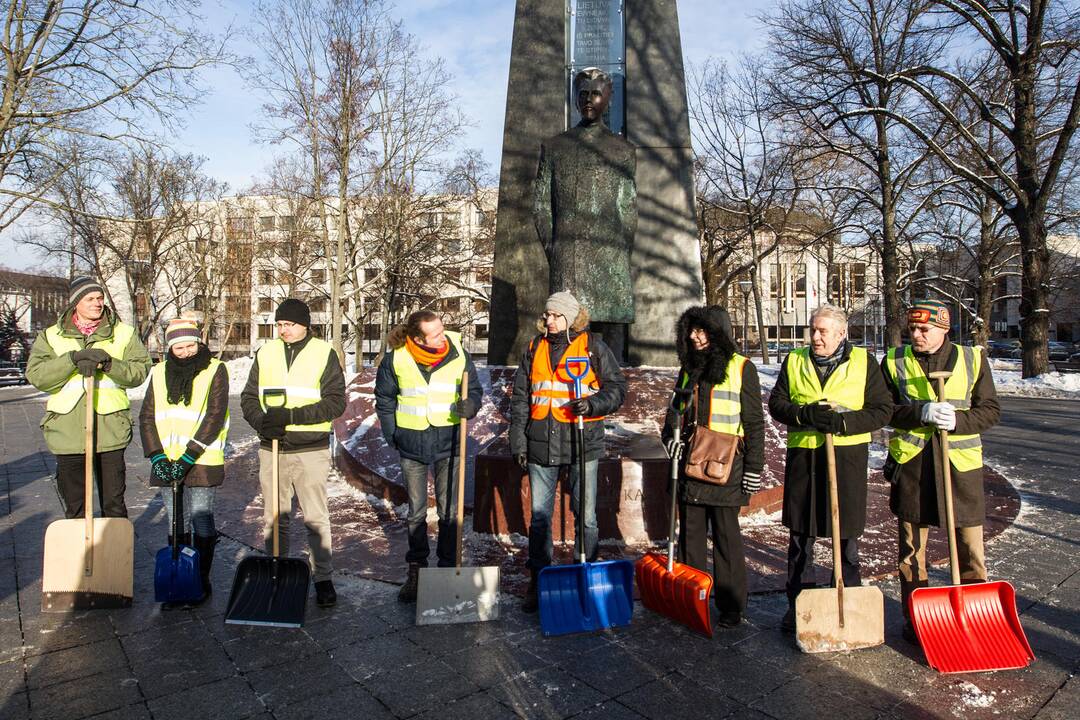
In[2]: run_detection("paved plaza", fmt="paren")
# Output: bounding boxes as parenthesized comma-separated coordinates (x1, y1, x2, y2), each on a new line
(0, 388, 1077, 719)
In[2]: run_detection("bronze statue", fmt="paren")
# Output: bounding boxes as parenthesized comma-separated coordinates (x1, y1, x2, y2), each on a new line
(533, 67, 637, 360)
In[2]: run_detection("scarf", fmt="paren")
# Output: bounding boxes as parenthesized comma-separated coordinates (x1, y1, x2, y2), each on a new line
(812, 339, 848, 379)
(405, 335, 449, 368)
(165, 344, 212, 406)
(72, 312, 103, 337)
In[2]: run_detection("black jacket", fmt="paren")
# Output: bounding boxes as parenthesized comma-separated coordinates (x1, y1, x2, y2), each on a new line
(881, 339, 1000, 527)
(509, 330, 627, 465)
(374, 341, 482, 464)
(240, 334, 346, 453)
(661, 305, 765, 507)
(768, 342, 893, 537)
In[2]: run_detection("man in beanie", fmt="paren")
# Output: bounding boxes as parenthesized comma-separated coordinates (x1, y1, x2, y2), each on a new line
(241, 298, 346, 607)
(509, 291, 627, 613)
(881, 299, 1000, 643)
(374, 310, 483, 603)
(26, 276, 151, 518)
(768, 304, 893, 634)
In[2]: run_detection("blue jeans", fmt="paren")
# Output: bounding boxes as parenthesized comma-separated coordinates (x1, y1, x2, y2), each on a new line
(527, 460, 598, 569)
(401, 457, 454, 567)
(160, 485, 216, 539)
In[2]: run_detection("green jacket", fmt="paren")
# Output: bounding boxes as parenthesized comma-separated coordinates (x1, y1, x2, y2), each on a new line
(26, 305, 151, 455)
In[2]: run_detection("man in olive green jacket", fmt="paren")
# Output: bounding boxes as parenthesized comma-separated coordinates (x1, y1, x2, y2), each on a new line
(26, 277, 151, 518)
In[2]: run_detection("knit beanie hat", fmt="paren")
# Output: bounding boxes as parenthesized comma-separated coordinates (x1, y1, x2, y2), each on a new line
(165, 319, 201, 348)
(69, 276, 105, 305)
(545, 291, 580, 322)
(907, 299, 951, 330)
(275, 298, 311, 327)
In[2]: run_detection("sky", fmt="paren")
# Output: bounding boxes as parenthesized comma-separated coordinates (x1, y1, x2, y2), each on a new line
(1, 0, 773, 273)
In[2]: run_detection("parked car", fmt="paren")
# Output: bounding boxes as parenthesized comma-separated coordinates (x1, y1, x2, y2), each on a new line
(1007, 342, 1073, 361)
(988, 340, 1020, 358)
(0, 361, 27, 386)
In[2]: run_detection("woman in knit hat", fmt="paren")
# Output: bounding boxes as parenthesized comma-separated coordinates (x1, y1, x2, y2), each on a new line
(139, 318, 230, 609)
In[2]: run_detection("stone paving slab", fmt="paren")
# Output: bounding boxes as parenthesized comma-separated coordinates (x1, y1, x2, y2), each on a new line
(0, 387, 1077, 720)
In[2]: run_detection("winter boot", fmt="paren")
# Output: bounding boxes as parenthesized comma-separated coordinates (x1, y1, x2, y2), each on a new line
(185, 534, 217, 608)
(398, 563, 420, 604)
(521, 569, 539, 614)
(315, 579, 337, 608)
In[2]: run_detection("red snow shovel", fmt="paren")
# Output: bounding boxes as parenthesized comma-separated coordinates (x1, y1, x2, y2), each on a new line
(635, 417, 713, 637)
(909, 371, 1034, 673)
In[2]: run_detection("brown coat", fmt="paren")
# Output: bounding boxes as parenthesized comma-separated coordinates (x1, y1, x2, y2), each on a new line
(140, 361, 230, 487)
(881, 339, 1000, 527)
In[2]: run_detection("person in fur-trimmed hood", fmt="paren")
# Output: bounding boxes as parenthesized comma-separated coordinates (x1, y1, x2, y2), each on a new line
(661, 305, 765, 628)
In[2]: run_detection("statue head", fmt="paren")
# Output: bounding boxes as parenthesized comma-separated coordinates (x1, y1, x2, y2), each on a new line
(573, 67, 613, 127)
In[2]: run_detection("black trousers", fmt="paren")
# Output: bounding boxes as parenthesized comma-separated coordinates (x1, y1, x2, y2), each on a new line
(786, 531, 861, 605)
(678, 503, 747, 615)
(55, 448, 128, 519)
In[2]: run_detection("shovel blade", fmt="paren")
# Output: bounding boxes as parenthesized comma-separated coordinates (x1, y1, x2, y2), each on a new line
(42, 518, 133, 612)
(154, 545, 202, 604)
(538, 559, 634, 637)
(795, 585, 884, 653)
(224, 555, 310, 628)
(635, 552, 713, 637)
(910, 581, 1034, 673)
(415, 566, 501, 625)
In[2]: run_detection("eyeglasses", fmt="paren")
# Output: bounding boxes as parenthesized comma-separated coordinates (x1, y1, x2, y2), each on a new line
(541, 312, 563, 321)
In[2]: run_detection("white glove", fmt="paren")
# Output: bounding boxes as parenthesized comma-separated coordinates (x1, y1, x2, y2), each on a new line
(664, 437, 684, 460)
(921, 402, 956, 431)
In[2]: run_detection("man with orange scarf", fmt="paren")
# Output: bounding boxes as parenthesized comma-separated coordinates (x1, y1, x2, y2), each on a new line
(375, 310, 483, 603)
(509, 292, 627, 613)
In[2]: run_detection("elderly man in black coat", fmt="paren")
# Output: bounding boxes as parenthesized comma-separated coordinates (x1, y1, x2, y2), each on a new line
(768, 304, 893, 633)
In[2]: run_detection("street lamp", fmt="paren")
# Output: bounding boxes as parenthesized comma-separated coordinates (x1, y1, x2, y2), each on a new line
(738, 279, 753, 355)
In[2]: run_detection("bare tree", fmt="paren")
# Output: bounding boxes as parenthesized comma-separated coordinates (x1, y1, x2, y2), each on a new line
(0, 0, 229, 230)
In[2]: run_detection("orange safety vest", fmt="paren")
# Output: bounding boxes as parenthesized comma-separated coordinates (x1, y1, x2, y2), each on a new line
(529, 334, 604, 423)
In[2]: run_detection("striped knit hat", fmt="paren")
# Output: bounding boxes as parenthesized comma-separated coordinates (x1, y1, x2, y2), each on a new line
(165, 319, 201, 348)
(69, 276, 105, 304)
(907, 299, 951, 330)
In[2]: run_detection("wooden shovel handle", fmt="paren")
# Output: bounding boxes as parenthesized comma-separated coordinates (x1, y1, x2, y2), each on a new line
(455, 373, 468, 572)
(84, 375, 95, 576)
(932, 374, 962, 586)
(825, 431, 843, 627)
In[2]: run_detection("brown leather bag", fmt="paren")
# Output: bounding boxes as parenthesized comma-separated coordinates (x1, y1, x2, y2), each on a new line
(683, 384, 741, 485)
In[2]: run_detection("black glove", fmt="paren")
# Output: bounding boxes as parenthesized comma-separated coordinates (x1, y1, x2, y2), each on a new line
(149, 454, 173, 487)
(454, 398, 479, 420)
(75, 358, 99, 377)
(742, 471, 762, 495)
(261, 407, 289, 440)
(71, 348, 111, 373)
(800, 404, 844, 434)
(170, 453, 196, 481)
(516, 453, 529, 471)
(567, 398, 591, 416)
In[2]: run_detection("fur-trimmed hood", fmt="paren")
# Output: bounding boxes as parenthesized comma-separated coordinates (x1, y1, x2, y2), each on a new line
(675, 305, 737, 385)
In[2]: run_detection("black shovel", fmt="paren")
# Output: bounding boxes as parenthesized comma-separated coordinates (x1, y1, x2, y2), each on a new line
(225, 388, 310, 627)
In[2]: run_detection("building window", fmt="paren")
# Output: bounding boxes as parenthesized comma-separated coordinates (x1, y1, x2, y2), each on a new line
(230, 323, 251, 341)
(258, 296, 273, 313)
(277, 269, 291, 284)
(473, 299, 489, 312)
(227, 216, 251, 235)
(309, 297, 327, 313)
(258, 270, 274, 285)
(311, 269, 326, 284)
(258, 324, 274, 339)
(281, 215, 296, 231)
(364, 267, 379, 282)
(475, 324, 489, 339)
(476, 268, 491, 284)
(440, 297, 460, 312)
(363, 323, 380, 338)
(259, 216, 275, 232)
(193, 295, 205, 311)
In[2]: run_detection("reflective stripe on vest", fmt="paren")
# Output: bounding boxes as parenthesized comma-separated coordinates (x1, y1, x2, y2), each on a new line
(392, 331, 468, 430)
(885, 345, 983, 472)
(529, 334, 603, 424)
(150, 359, 229, 465)
(786, 346, 872, 448)
(256, 337, 335, 432)
(44, 322, 136, 415)
(708, 354, 747, 435)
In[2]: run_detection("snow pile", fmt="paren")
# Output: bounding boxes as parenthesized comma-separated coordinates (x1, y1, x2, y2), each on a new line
(991, 367, 1080, 399)
(955, 681, 996, 710)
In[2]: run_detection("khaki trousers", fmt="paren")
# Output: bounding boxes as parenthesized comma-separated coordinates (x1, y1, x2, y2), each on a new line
(898, 520, 986, 619)
(259, 447, 333, 582)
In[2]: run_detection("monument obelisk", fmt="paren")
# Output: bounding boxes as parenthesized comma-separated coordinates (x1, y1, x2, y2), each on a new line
(488, 0, 703, 366)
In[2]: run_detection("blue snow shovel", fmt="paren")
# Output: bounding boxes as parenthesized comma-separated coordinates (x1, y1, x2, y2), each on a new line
(154, 480, 203, 604)
(538, 356, 634, 636)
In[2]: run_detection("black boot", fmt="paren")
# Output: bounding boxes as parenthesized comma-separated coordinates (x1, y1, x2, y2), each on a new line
(398, 563, 420, 604)
(521, 569, 539, 614)
(186, 534, 217, 608)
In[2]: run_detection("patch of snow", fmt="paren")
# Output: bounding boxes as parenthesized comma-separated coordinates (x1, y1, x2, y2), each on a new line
(738, 509, 782, 528)
(992, 366, 1080, 398)
(956, 680, 996, 710)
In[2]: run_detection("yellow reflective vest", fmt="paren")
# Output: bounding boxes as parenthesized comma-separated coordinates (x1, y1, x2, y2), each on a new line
(256, 337, 334, 433)
(393, 331, 467, 430)
(884, 345, 983, 472)
(44, 322, 136, 415)
(785, 346, 871, 448)
(702, 354, 747, 436)
(150, 359, 229, 466)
